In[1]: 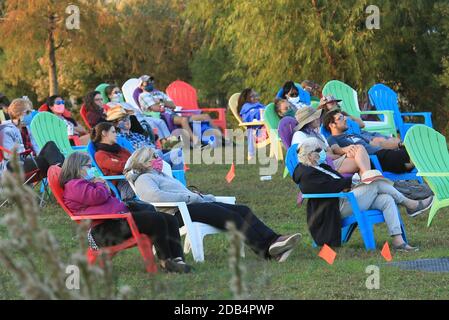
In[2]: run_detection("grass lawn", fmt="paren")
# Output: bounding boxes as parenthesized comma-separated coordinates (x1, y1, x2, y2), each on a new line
(1, 148, 449, 300)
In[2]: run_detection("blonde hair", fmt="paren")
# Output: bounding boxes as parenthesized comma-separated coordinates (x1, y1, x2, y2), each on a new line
(297, 137, 322, 166)
(125, 146, 157, 175)
(8, 98, 32, 119)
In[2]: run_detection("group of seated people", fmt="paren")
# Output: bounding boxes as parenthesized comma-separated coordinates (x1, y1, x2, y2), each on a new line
(0, 76, 436, 274)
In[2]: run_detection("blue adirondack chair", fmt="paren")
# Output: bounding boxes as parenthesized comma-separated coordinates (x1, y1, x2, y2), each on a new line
(276, 83, 311, 106)
(320, 118, 422, 183)
(287, 143, 408, 250)
(368, 84, 433, 139)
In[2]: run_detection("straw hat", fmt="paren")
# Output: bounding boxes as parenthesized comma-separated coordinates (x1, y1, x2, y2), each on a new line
(294, 106, 323, 131)
(106, 104, 127, 121)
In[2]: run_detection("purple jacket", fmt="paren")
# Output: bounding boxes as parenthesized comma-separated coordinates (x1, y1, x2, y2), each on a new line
(63, 179, 128, 216)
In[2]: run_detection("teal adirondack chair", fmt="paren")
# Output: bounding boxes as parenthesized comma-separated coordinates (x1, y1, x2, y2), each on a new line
(403, 125, 449, 226)
(368, 83, 433, 139)
(30, 112, 86, 156)
(322, 80, 397, 137)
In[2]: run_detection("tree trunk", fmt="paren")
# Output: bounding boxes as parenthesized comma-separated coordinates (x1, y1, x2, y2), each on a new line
(47, 13, 58, 96)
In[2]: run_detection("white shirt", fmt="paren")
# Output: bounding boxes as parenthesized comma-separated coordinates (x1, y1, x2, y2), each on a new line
(291, 130, 329, 148)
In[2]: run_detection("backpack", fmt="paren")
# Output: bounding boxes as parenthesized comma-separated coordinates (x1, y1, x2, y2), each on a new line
(393, 180, 434, 200)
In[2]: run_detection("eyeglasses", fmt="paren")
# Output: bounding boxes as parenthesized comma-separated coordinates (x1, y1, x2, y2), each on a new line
(82, 163, 92, 169)
(55, 100, 65, 105)
(288, 93, 299, 98)
(314, 148, 323, 153)
(112, 91, 121, 95)
(334, 114, 344, 122)
(24, 110, 32, 115)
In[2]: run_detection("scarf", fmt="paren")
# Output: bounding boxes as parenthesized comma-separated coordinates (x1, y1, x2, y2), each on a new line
(94, 142, 121, 153)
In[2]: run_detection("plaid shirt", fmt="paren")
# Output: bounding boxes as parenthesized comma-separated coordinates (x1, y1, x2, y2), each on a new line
(118, 131, 156, 150)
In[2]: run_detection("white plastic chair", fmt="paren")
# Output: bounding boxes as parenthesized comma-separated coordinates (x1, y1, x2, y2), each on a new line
(126, 160, 245, 262)
(122, 78, 140, 109)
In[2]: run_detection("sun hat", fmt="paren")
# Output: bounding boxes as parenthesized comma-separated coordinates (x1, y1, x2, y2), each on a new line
(294, 106, 323, 131)
(106, 104, 127, 121)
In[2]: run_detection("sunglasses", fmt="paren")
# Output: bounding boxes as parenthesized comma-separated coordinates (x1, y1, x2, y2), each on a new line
(55, 100, 65, 105)
(314, 148, 323, 153)
(288, 93, 299, 98)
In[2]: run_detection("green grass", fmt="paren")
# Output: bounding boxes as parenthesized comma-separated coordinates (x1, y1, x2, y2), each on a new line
(1, 156, 449, 300)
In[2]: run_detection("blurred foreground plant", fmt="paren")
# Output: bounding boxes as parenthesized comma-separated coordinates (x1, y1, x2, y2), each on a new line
(0, 154, 131, 299)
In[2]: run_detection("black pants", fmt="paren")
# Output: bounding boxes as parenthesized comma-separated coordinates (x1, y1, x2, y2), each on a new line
(7, 141, 64, 182)
(92, 202, 183, 261)
(176, 202, 279, 258)
(375, 146, 411, 174)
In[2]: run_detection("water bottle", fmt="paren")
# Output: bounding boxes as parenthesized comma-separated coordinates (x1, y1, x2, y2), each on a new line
(260, 176, 272, 181)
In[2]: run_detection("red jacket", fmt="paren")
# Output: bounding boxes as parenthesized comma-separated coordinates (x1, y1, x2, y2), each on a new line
(94, 147, 131, 177)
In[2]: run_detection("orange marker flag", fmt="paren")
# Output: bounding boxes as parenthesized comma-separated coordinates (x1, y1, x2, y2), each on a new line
(318, 244, 337, 265)
(226, 163, 236, 184)
(381, 242, 392, 262)
(184, 164, 190, 172)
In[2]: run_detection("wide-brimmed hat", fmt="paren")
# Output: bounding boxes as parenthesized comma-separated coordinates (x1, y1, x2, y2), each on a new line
(106, 104, 128, 121)
(360, 170, 393, 185)
(294, 106, 323, 131)
(319, 95, 342, 108)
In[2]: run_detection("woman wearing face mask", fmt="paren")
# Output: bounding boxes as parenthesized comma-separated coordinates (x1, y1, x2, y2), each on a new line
(108, 107, 184, 170)
(0, 98, 64, 182)
(291, 106, 371, 176)
(105, 85, 171, 145)
(91, 122, 136, 201)
(280, 81, 309, 110)
(47, 95, 90, 145)
(84, 91, 107, 128)
(274, 98, 296, 119)
(60, 151, 192, 273)
(124, 147, 302, 262)
(293, 137, 428, 251)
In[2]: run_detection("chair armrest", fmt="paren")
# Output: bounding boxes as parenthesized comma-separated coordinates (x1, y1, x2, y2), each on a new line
(302, 192, 355, 201)
(71, 213, 131, 221)
(417, 172, 449, 177)
(102, 175, 126, 181)
(401, 112, 431, 117)
(72, 146, 87, 151)
(360, 110, 394, 116)
(215, 196, 236, 204)
(239, 121, 265, 127)
(150, 202, 186, 208)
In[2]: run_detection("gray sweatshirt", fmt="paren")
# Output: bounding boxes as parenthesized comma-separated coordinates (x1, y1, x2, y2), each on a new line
(132, 171, 216, 213)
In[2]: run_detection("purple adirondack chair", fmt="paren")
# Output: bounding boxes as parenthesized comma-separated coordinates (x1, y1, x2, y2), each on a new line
(278, 116, 298, 149)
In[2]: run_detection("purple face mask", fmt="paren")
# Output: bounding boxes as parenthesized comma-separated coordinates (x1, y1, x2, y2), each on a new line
(151, 157, 163, 173)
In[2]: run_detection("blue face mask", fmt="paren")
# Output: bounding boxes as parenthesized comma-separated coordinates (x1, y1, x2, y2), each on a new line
(317, 149, 327, 165)
(145, 84, 154, 92)
(84, 167, 97, 181)
(22, 111, 36, 127)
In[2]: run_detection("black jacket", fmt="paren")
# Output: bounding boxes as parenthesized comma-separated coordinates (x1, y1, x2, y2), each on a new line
(293, 163, 352, 247)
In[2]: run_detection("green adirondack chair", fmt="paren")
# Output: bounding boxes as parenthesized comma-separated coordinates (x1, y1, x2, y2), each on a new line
(264, 103, 283, 161)
(30, 112, 86, 156)
(404, 125, 449, 226)
(322, 80, 397, 137)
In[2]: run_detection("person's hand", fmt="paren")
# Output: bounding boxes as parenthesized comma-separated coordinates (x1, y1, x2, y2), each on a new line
(92, 177, 106, 184)
(343, 145, 357, 158)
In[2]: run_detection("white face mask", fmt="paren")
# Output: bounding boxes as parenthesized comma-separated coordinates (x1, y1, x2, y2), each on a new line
(287, 96, 300, 105)
(111, 93, 122, 103)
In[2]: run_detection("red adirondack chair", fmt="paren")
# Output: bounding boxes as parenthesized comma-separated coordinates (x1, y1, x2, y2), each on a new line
(79, 104, 91, 129)
(47, 165, 157, 273)
(166, 80, 227, 131)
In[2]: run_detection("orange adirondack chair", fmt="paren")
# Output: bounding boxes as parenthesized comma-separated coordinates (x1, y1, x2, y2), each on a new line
(166, 80, 227, 131)
(47, 165, 157, 273)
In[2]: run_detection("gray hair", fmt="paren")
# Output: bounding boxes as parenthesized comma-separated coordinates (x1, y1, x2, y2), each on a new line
(59, 152, 91, 187)
(297, 137, 322, 166)
(124, 146, 157, 182)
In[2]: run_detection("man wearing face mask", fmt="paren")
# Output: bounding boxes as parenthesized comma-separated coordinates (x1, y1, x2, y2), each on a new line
(0, 98, 65, 182)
